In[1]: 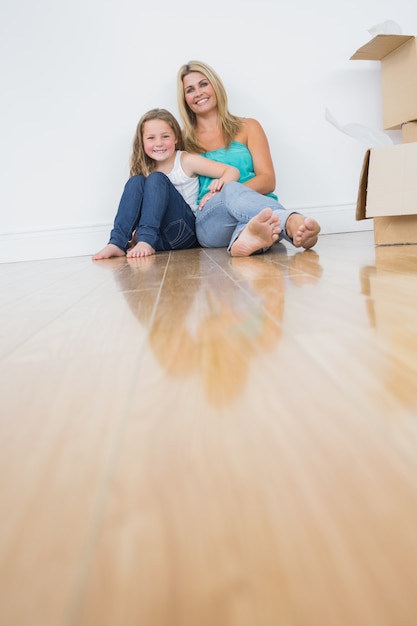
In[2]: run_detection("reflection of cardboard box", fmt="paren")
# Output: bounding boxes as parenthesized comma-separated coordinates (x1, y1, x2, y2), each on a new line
(360, 245, 417, 404)
(350, 35, 417, 130)
(356, 143, 417, 245)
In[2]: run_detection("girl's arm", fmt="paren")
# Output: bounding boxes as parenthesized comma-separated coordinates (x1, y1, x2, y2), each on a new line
(181, 153, 240, 191)
(239, 118, 276, 195)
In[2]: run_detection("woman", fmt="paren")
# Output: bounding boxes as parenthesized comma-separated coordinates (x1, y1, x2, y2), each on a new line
(177, 60, 320, 256)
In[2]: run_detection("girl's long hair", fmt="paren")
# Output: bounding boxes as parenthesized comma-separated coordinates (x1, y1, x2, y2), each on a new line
(130, 108, 184, 177)
(177, 60, 242, 154)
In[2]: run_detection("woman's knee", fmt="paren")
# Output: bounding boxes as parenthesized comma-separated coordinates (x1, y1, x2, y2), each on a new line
(224, 181, 240, 195)
(223, 181, 248, 202)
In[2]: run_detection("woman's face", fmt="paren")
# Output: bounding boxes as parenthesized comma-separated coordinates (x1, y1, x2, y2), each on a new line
(182, 72, 217, 115)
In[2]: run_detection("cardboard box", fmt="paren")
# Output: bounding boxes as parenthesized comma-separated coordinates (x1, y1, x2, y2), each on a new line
(402, 120, 417, 143)
(356, 143, 417, 245)
(351, 35, 417, 130)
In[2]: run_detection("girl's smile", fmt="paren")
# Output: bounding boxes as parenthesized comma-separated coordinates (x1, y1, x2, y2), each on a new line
(143, 119, 177, 167)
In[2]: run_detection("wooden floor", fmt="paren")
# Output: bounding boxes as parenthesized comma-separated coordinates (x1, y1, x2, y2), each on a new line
(1, 230, 417, 626)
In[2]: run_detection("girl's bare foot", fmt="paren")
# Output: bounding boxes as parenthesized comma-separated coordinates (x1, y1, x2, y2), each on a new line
(230, 208, 281, 257)
(92, 243, 125, 260)
(286, 214, 320, 249)
(127, 231, 137, 251)
(127, 241, 156, 258)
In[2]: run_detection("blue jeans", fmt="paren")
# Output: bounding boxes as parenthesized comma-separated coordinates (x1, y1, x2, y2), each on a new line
(196, 182, 295, 253)
(109, 172, 198, 252)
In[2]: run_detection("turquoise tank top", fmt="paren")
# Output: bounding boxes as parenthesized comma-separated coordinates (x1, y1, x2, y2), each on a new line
(198, 141, 278, 204)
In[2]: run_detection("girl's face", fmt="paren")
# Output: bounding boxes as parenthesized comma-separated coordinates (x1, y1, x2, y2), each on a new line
(142, 119, 177, 163)
(182, 72, 217, 115)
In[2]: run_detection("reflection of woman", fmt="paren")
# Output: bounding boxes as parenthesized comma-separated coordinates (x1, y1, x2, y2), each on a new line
(198, 255, 287, 406)
(177, 60, 321, 256)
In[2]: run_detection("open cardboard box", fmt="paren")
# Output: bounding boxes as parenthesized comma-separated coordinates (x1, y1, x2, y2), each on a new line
(351, 33, 417, 245)
(356, 142, 417, 245)
(351, 34, 417, 130)
(402, 120, 417, 143)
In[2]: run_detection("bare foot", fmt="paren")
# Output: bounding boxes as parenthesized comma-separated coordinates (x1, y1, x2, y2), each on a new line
(126, 230, 137, 252)
(286, 214, 320, 249)
(92, 243, 125, 260)
(230, 208, 281, 257)
(127, 241, 156, 258)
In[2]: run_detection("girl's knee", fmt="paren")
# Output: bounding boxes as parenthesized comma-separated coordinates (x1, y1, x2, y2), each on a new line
(146, 171, 169, 187)
(124, 174, 145, 191)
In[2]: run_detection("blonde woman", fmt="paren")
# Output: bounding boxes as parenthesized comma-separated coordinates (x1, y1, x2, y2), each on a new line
(177, 61, 320, 256)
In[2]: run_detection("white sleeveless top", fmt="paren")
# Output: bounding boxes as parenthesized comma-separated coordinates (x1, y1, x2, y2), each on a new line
(167, 151, 199, 214)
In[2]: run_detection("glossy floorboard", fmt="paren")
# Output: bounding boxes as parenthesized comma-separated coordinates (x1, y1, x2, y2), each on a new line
(1, 231, 417, 626)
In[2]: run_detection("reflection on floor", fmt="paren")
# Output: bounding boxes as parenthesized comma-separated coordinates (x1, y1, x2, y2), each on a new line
(1, 230, 417, 626)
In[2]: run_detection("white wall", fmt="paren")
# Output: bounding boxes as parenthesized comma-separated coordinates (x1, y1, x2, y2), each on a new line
(1, 0, 416, 262)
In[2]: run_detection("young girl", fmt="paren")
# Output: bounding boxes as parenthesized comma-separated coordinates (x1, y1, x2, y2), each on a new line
(93, 108, 240, 259)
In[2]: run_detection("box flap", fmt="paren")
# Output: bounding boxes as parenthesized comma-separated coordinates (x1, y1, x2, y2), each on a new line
(350, 34, 414, 60)
(356, 150, 371, 221)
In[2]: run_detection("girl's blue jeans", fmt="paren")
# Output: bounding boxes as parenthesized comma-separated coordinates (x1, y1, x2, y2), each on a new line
(196, 182, 295, 253)
(109, 172, 198, 252)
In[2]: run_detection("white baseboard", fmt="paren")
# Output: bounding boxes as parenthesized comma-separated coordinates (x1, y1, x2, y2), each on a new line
(297, 202, 372, 235)
(0, 204, 372, 263)
(0, 224, 113, 264)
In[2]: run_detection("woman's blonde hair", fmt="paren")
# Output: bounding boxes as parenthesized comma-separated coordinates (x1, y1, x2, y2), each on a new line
(130, 108, 184, 177)
(177, 60, 242, 153)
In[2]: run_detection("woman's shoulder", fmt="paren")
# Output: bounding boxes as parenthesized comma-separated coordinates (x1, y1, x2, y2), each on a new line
(240, 116, 259, 124)
(241, 117, 265, 132)
(235, 117, 265, 143)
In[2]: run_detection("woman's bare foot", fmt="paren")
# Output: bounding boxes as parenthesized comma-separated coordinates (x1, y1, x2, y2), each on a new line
(286, 214, 320, 249)
(92, 243, 125, 260)
(230, 208, 281, 257)
(127, 241, 156, 258)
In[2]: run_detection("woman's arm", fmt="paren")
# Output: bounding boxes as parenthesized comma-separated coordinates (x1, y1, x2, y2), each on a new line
(240, 118, 276, 195)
